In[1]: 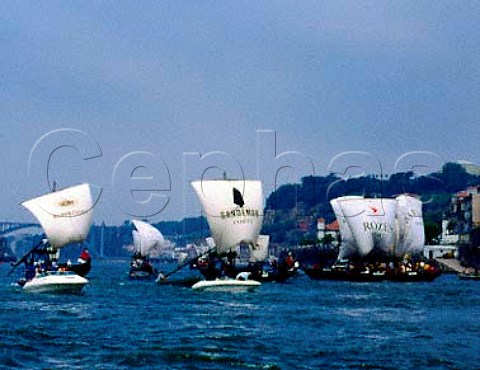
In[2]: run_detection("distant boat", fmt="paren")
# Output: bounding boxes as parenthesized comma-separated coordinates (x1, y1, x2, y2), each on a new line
(128, 220, 164, 280)
(190, 179, 263, 291)
(304, 195, 441, 282)
(14, 183, 93, 294)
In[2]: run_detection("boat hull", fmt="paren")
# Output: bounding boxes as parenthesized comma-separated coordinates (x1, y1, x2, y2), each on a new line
(195, 260, 298, 283)
(458, 273, 480, 280)
(157, 276, 202, 287)
(58, 260, 92, 277)
(388, 270, 441, 282)
(246, 268, 296, 283)
(22, 272, 88, 294)
(129, 271, 156, 280)
(191, 278, 261, 292)
(304, 268, 386, 282)
(304, 267, 441, 282)
(129, 267, 158, 280)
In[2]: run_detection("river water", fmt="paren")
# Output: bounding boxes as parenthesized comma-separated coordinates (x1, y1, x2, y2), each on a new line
(1, 260, 480, 369)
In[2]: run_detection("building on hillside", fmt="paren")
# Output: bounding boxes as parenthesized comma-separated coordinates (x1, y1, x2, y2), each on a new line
(316, 218, 325, 241)
(316, 218, 339, 246)
(325, 220, 339, 246)
(445, 186, 480, 244)
(442, 185, 480, 267)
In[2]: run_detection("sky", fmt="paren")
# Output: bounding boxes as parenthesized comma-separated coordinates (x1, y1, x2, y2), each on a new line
(1, 1, 479, 225)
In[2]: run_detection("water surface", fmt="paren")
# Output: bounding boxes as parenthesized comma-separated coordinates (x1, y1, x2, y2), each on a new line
(1, 261, 480, 369)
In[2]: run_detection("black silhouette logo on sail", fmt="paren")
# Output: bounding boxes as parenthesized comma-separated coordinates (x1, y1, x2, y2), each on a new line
(233, 187, 245, 207)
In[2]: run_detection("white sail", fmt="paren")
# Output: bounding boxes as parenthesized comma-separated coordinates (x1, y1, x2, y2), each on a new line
(338, 197, 374, 256)
(334, 194, 424, 259)
(366, 198, 397, 256)
(21, 183, 93, 249)
(250, 235, 269, 263)
(338, 198, 397, 257)
(330, 196, 363, 259)
(131, 220, 165, 257)
(395, 195, 425, 256)
(191, 180, 263, 254)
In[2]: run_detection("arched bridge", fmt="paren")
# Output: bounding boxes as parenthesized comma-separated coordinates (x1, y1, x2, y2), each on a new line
(0, 222, 42, 236)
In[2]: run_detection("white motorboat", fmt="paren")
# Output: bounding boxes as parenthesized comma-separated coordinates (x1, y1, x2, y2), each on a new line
(21, 270, 88, 294)
(192, 274, 261, 292)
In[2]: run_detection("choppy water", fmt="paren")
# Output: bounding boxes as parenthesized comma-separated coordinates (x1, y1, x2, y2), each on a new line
(1, 261, 480, 370)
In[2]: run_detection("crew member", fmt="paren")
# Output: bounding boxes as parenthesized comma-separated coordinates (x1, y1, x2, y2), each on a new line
(79, 247, 91, 262)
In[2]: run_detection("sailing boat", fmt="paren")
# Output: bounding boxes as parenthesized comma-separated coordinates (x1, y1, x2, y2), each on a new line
(128, 220, 164, 279)
(190, 179, 263, 291)
(304, 195, 441, 282)
(14, 183, 93, 293)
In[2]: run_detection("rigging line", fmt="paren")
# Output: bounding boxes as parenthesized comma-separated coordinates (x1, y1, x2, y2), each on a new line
(7, 239, 44, 276)
(163, 246, 217, 279)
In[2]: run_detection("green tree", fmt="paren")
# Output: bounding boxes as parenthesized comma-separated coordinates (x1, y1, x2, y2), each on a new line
(424, 221, 440, 245)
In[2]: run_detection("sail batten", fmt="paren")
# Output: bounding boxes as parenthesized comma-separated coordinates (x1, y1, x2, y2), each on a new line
(21, 183, 93, 249)
(191, 180, 263, 254)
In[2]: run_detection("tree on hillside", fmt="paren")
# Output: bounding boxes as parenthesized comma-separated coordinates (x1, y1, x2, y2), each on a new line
(437, 162, 477, 193)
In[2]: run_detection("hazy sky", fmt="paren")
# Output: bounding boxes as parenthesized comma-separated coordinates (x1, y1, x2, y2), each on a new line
(1, 1, 479, 224)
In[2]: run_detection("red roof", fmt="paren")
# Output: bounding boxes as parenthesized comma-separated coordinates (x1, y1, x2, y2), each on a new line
(326, 220, 339, 231)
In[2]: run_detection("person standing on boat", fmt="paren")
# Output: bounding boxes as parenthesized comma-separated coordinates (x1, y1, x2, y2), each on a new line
(79, 247, 91, 263)
(35, 262, 43, 276)
(285, 252, 295, 269)
(225, 249, 237, 277)
(25, 258, 35, 281)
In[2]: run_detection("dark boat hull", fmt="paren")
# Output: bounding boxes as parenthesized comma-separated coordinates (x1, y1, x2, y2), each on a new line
(304, 267, 441, 282)
(458, 273, 480, 280)
(304, 268, 385, 282)
(196, 264, 296, 283)
(157, 276, 202, 287)
(58, 260, 91, 277)
(128, 269, 158, 280)
(388, 270, 441, 282)
(240, 267, 297, 283)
